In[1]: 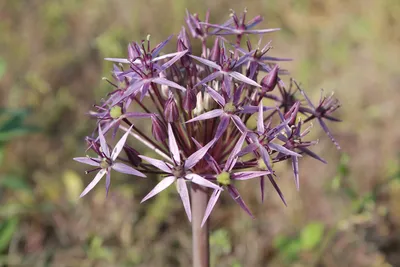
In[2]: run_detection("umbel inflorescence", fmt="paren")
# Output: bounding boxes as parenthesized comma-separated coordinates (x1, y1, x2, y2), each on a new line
(74, 9, 341, 225)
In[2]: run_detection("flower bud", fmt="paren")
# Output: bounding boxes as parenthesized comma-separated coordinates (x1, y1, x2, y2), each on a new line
(260, 65, 279, 92)
(151, 115, 167, 142)
(209, 37, 221, 64)
(193, 92, 204, 117)
(183, 86, 197, 111)
(164, 95, 179, 122)
(123, 145, 142, 167)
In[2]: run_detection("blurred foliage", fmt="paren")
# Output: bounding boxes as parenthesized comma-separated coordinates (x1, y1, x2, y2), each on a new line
(1, 0, 400, 266)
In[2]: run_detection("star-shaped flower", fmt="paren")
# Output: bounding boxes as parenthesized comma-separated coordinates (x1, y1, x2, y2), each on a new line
(74, 125, 146, 197)
(139, 124, 222, 221)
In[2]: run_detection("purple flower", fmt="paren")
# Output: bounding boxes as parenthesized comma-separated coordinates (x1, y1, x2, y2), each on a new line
(139, 124, 221, 221)
(75, 9, 342, 226)
(74, 125, 146, 197)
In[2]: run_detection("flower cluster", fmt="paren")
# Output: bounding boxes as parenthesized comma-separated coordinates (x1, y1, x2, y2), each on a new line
(74, 9, 341, 224)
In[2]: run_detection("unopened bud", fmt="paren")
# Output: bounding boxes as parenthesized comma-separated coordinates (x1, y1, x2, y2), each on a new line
(183, 86, 197, 111)
(193, 92, 204, 116)
(151, 115, 167, 142)
(209, 38, 221, 63)
(123, 145, 142, 167)
(164, 95, 179, 122)
(261, 65, 279, 92)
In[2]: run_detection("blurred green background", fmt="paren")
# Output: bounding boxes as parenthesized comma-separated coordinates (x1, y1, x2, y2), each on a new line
(1, 0, 400, 266)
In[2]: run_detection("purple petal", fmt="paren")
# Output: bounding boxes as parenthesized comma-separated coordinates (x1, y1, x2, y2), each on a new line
(257, 102, 264, 133)
(104, 58, 131, 64)
(111, 125, 133, 160)
(231, 115, 248, 133)
(73, 157, 100, 167)
(222, 74, 232, 98)
(152, 77, 186, 91)
(260, 146, 273, 172)
(318, 118, 341, 149)
(141, 176, 176, 203)
(191, 138, 221, 174)
(184, 139, 216, 170)
(160, 50, 188, 71)
(98, 126, 110, 157)
(194, 71, 222, 88)
(215, 115, 230, 140)
(229, 71, 261, 87)
(244, 28, 280, 34)
(237, 143, 258, 157)
(124, 112, 153, 118)
(227, 185, 254, 218)
(205, 85, 225, 106)
(296, 82, 316, 109)
(185, 173, 221, 190)
(186, 109, 224, 123)
(189, 54, 221, 70)
(299, 147, 327, 164)
(168, 124, 181, 164)
(152, 51, 187, 62)
(151, 35, 173, 57)
(139, 155, 172, 173)
(80, 168, 107, 197)
(201, 189, 222, 227)
(112, 162, 146, 177)
(291, 156, 300, 191)
(225, 132, 247, 171)
(105, 171, 111, 196)
(268, 143, 302, 157)
(232, 171, 271, 180)
(260, 56, 292, 62)
(177, 178, 191, 222)
(260, 176, 265, 203)
(267, 174, 287, 206)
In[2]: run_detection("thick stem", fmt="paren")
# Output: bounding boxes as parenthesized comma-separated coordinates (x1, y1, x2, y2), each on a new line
(191, 184, 210, 267)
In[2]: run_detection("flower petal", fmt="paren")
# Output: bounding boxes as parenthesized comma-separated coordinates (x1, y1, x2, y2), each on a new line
(141, 176, 176, 203)
(237, 143, 258, 157)
(112, 162, 146, 177)
(231, 115, 248, 133)
(111, 125, 133, 161)
(73, 157, 100, 167)
(151, 35, 173, 58)
(291, 156, 300, 191)
(227, 185, 254, 218)
(257, 101, 264, 133)
(194, 71, 222, 88)
(267, 174, 287, 206)
(80, 168, 107, 198)
(186, 109, 224, 123)
(201, 189, 222, 227)
(189, 54, 221, 70)
(98, 126, 110, 157)
(205, 85, 225, 106)
(139, 155, 172, 173)
(268, 143, 301, 157)
(215, 115, 230, 140)
(176, 178, 191, 222)
(225, 132, 247, 171)
(168, 124, 181, 164)
(232, 171, 271, 180)
(184, 139, 216, 170)
(229, 71, 261, 87)
(152, 77, 186, 91)
(160, 50, 188, 71)
(318, 118, 341, 150)
(185, 173, 221, 190)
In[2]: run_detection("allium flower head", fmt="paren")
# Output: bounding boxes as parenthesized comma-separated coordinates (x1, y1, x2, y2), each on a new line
(74, 9, 342, 224)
